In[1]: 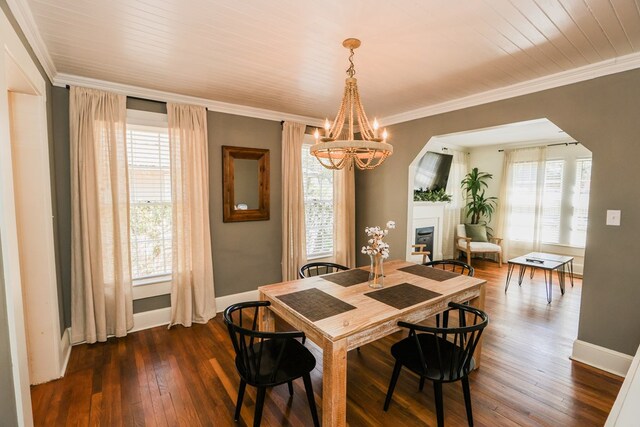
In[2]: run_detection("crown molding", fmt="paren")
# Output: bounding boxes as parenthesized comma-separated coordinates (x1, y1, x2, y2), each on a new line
(382, 51, 640, 126)
(5, 0, 56, 81)
(54, 73, 323, 126)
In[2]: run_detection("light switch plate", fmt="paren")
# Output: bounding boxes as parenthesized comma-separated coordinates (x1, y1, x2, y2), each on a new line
(606, 210, 621, 226)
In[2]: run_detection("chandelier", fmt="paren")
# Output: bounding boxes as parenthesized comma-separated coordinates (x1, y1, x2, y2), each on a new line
(310, 38, 393, 170)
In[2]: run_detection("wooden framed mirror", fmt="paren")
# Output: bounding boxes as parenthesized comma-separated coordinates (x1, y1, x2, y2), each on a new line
(222, 146, 270, 222)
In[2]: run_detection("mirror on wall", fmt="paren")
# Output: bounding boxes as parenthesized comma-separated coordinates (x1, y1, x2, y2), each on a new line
(222, 146, 270, 222)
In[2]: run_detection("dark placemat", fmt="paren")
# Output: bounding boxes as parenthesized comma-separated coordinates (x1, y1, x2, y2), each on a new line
(276, 288, 356, 322)
(398, 264, 461, 282)
(320, 268, 371, 287)
(365, 283, 442, 310)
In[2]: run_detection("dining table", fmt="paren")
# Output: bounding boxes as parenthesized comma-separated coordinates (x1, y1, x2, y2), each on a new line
(257, 259, 487, 426)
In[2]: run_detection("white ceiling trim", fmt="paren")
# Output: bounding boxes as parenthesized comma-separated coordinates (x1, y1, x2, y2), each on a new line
(383, 51, 640, 126)
(5, 0, 56, 81)
(53, 73, 324, 126)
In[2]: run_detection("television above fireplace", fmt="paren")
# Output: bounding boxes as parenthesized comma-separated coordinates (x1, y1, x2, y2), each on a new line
(414, 151, 453, 192)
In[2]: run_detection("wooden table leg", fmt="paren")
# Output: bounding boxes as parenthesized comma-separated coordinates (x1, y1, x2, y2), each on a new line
(258, 292, 275, 332)
(467, 285, 486, 368)
(322, 338, 347, 426)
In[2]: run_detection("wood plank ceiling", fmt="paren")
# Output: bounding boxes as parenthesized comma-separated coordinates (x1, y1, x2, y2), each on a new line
(25, 0, 640, 120)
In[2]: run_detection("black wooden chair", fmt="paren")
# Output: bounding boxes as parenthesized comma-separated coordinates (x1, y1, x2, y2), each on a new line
(383, 302, 489, 427)
(423, 260, 474, 328)
(423, 259, 474, 276)
(223, 301, 320, 427)
(299, 261, 349, 279)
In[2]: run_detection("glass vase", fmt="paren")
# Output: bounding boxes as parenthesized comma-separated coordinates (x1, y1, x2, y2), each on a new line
(368, 253, 384, 289)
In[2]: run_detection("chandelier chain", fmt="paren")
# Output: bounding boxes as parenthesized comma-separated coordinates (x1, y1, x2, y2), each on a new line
(346, 48, 356, 78)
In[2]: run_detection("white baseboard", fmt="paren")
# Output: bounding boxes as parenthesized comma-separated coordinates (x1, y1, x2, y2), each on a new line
(130, 306, 172, 333)
(571, 339, 634, 377)
(215, 290, 259, 312)
(59, 328, 71, 377)
(128, 289, 260, 333)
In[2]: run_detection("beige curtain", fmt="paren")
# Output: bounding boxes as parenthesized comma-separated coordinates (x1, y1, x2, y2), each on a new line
(167, 103, 216, 327)
(442, 149, 470, 259)
(70, 86, 132, 344)
(334, 167, 355, 267)
(282, 122, 307, 281)
(496, 146, 547, 261)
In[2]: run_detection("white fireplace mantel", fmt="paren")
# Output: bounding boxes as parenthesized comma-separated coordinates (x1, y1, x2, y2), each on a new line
(406, 201, 449, 263)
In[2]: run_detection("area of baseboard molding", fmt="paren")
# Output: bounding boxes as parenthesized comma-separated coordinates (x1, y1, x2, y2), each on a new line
(129, 289, 260, 333)
(571, 339, 633, 378)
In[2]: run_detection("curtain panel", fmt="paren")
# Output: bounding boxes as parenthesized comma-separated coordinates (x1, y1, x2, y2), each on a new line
(496, 146, 547, 261)
(70, 86, 132, 344)
(334, 167, 355, 268)
(442, 149, 470, 259)
(281, 122, 308, 281)
(167, 103, 216, 327)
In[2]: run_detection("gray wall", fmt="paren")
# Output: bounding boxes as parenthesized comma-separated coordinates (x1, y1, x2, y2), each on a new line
(356, 67, 640, 356)
(50, 94, 284, 320)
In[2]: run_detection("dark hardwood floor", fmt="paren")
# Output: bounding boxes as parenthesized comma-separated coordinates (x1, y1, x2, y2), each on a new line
(31, 260, 622, 426)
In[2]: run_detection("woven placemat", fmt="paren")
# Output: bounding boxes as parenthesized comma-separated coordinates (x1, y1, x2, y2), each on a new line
(398, 264, 461, 282)
(276, 288, 357, 322)
(365, 283, 442, 310)
(320, 268, 371, 287)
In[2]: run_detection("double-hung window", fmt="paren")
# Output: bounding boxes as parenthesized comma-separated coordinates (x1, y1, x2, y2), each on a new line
(301, 140, 334, 259)
(126, 111, 172, 282)
(508, 151, 592, 248)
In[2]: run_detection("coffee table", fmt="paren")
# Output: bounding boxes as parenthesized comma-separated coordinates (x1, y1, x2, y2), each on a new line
(505, 252, 574, 303)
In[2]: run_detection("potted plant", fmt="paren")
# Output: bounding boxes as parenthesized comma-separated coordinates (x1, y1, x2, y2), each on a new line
(460, 168, 497, 225)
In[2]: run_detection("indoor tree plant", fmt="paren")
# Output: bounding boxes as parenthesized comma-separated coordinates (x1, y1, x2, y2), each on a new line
(460, 168, 497, 225)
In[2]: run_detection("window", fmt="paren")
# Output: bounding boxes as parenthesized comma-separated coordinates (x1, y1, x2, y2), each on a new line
(508, 161, 538, 242)
(302, 142, 334, 258)
(508, 153, 592, 248)
(541, 160, 564, 244)
(126, 117, 172, 281)
(571, 158, 592, 247)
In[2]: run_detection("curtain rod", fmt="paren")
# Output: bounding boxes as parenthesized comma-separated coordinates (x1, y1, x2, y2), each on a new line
(498, 141, 579, 153)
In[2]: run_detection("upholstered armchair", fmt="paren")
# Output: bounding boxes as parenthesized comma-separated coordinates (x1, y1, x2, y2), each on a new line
(455, 224, 502, 267)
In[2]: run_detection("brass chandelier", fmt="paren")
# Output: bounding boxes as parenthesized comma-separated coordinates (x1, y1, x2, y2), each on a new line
(310, 38, 393, 170)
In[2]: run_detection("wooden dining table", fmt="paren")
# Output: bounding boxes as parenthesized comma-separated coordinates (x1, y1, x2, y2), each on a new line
(257, 259, 487, 426)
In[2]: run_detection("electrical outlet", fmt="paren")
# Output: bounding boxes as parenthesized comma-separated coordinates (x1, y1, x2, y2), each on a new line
(606, 210, 621, 226)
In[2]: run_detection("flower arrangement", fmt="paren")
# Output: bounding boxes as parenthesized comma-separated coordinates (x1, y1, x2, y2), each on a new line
(362, 220, 395, 288)
(361, 220, 396, 258)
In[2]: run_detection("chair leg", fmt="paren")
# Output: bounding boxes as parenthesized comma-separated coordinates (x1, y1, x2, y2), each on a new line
(287, 381, 294, 396)
(234, 380, 246, 421)
(253, 387, 266, 427)
(419, 376, 425, 391)
(302, 373, 320, 427)
(466, 251, 471, 266)
(434, 382, 444, 427)
(462, 377, 474, 426)
(384, 361, 403, 411)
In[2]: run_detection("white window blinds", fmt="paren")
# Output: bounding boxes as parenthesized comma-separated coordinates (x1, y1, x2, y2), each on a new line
(509, 161, 538, 242)
(302, 143, 334, 258)
(571, 158, 592, 247)
(126, 123, 172, 280)
(541, 160, 564, 244)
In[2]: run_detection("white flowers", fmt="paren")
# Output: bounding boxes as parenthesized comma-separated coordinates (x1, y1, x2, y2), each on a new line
(361, 220, 396, 259)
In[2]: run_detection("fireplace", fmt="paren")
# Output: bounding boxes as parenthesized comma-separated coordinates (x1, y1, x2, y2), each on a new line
(414, 226, 434, 257)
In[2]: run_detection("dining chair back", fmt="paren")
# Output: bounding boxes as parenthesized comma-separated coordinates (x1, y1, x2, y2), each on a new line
(423, 259, 474, 276)
(224, 301, 320, 427)
(383, 302, 489, 427)
(299, 262, 349, 279)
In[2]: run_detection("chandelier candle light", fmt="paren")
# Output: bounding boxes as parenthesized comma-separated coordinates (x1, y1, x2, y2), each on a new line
(362, 220, 395, 288)
(311, 38, 393, 170)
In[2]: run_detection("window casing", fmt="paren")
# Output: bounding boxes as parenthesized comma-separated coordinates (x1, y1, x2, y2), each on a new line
(301, 141, 334, 258)
(126, 116, 172, 282)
